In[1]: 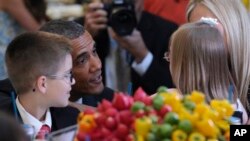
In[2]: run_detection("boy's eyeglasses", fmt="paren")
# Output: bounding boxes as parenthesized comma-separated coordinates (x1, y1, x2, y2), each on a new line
(46, 71, 74, 84)
(163, 52, 170, 62)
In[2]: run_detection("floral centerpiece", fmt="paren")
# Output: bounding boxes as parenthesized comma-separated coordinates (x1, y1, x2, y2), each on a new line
(75, 86, 232, 141)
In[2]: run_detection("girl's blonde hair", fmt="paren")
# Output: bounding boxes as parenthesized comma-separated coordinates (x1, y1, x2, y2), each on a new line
(170, 22, 237, 102)
(186, 0, 250, 110)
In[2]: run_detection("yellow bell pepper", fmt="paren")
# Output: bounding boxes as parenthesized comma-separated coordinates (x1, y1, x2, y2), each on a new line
(172, 129, 187, 141)
(207, 139, 218, 141)
(188, 132, 205, 141)
(210, 100, 234, 118)
(162, 91, 181, 103)
(160, 93, 182, 113)
(194, 103, 210, 116)
(215, 120, 230, 131)
(202, 109, 220, 122)
(195, 118, 220, 138)
(189, 91, 205, 104)
(242, 0, 250, 10)
(179, 109, 199, 125)
(135, 117, 152, 138)
(136, 134, 145, 141)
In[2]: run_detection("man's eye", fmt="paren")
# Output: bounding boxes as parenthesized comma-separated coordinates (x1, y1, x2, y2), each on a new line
(77, 56, 88, 65)
(93, 49, 97, 55)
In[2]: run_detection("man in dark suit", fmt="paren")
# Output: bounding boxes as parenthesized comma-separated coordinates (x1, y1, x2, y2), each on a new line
(81, 0, 178, 94)
(40, 20, 114, 107)
(0, 32, 79, 137)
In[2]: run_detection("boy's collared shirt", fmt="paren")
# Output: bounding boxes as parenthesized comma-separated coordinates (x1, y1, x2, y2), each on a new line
(16, 97, 52, 136)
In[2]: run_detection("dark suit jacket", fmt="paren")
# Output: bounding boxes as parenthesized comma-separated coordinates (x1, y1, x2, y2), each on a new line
(131, 11, 177, 94)
(76, 11, 177, 94)
(0, 79, 79, 132)
(70, 87, 114, 107)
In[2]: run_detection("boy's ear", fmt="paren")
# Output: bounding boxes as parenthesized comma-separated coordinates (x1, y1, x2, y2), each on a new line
(36, 76, 47, 94)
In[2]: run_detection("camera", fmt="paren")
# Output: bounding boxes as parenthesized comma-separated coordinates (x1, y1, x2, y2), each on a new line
(104, 0, 137, 36)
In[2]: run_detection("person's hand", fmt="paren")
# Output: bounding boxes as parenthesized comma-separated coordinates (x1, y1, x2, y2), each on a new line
(108, 28, 149, 63)
(69, 101, 97, 112)
(84, 1, 108, 37)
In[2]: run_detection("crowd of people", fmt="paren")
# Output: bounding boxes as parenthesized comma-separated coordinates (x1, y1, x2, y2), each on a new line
(1, 0, 250, 140)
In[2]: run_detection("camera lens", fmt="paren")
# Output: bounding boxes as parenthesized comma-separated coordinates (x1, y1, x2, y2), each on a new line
(118, 13, 129, 22)
(105, 0, 137, 36)
(110, 9, 136, 36)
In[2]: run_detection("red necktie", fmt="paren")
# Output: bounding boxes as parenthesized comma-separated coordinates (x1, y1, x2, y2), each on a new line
(35, 124, 51, 139)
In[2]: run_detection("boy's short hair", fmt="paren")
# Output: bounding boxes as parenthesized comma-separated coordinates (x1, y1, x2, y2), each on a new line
(5, 31, 72, 94)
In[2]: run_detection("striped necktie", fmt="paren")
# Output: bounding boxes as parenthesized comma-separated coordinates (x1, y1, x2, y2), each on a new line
(35, 124, 51, 139)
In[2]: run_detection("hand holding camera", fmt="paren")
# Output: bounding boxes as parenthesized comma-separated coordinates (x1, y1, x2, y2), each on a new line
(85, 0, 148, 62)
(85, 0, 137, 37)
(84, 2, 108, 37)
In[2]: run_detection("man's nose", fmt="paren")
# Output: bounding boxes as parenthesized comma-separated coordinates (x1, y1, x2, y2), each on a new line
(90, 55, 102, 72)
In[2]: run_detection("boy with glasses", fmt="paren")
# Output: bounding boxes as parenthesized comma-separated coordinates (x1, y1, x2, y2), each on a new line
(40, 20, 114, 108)
(0, 31, 79, 139)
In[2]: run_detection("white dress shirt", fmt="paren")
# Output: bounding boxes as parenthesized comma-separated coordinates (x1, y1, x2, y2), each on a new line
(132, 52, 153, 76)
(16, 97, 52, 136)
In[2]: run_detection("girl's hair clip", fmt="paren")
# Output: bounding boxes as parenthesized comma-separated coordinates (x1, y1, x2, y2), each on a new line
(199, 17, 218, 26)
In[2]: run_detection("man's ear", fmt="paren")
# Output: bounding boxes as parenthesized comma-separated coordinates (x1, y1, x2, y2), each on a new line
(36, 76, 47, 94)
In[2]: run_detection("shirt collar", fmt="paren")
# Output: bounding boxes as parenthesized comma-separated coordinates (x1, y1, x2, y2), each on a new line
(16, 97, 52, 135)
(75, 98, 82, 104)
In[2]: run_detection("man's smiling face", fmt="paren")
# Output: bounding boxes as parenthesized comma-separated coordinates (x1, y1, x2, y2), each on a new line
(71, 31, 104, 94)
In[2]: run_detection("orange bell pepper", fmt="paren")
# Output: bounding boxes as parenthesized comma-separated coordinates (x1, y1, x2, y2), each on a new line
(79, 114, 96, 133)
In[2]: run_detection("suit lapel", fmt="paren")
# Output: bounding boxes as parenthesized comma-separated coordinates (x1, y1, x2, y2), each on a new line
(50, 107, 79, 132)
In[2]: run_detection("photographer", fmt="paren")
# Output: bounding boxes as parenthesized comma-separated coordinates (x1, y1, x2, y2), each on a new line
(81, 0, 178, 94)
